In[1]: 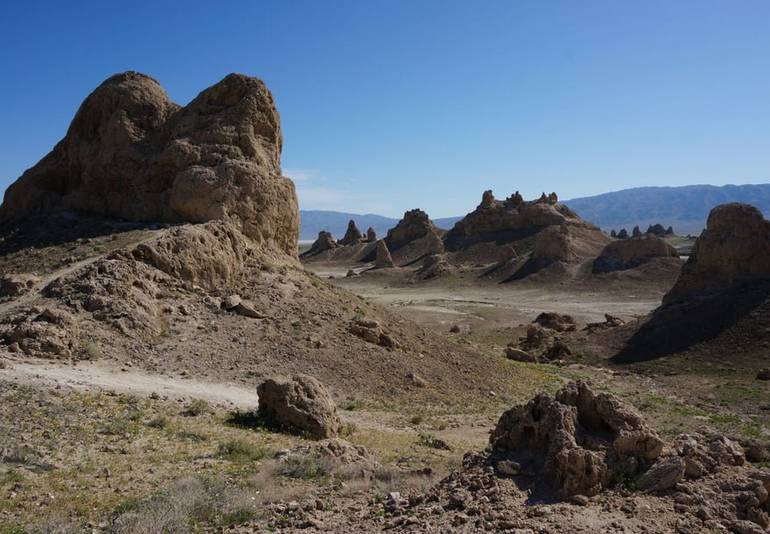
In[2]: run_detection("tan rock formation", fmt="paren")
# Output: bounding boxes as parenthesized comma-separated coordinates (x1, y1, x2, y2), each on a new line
(339, 220, 363, 246)
(366, 227, 377, 241)
(664, 203, 770, 304)
(374, 239, 395, 268)
(257, 374, 341, 439)
(593, 234, 679, 273)
(0, 71, 298, 256)
(490, 381, 663, 499)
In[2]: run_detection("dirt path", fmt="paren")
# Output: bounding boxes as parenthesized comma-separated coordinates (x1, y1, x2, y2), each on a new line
(1, 358, 258, 408)
(0, 233, 157, 316)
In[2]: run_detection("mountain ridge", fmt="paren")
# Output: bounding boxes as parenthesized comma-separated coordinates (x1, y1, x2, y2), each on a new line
(299, 183, 770, 239)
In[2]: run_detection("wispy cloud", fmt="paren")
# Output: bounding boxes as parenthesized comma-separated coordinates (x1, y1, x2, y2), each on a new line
(285, 168, 394, 214)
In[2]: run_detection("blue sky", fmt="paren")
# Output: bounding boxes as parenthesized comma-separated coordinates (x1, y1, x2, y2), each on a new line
(2, 1, 770, 218)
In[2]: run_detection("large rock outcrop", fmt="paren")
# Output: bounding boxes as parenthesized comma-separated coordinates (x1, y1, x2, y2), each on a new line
(301, 230, 338, 258)
(257, 374, 341, 439)
(616, 203, 770, 361)
(489, 381, 663, 498)
(374, 240, 395, 268)
(593, 235, 679, 273)
(0, 71, 298, 256)
(384, 209, 444, 257)
(664, 203, 770, 305)
(339, 220, 363, 246)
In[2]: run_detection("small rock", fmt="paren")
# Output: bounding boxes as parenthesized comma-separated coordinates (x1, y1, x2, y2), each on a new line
(756, 368, 770, 381)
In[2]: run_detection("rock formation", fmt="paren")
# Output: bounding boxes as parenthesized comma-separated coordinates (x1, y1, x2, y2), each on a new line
(0, 72, 299, 257)
(445, 190, 610, 280)
(302, 230, 338, 257)
(366, 227, 377, 241)
(632, 226, 642, 238)
(339, 220, 363, 246)
(645, 223, 667, 236)
(489, 381, 663, 498)
(664, 203, 770, 305)
(384, 209, 444, 255)
(617, 203, 770, 361)
(374, 240, 395, 268)
(617, 228, 629, 239)
(533, 312, 576, 332)
(257, 374, 341, 439)
(592, 234, 679, 273)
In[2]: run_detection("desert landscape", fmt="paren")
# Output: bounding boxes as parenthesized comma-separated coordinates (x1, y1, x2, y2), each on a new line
(0, 67, 769, 534)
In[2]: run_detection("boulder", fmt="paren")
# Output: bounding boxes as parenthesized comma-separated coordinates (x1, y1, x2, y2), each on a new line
(489, 381, 663, 498)
(303, 231, 337, 256)
(339, 220, 363, 246)
(374, 240, 395, 268)
(664, 203, 770, 304)
(0, 72, 299, 257)
(0, 274, 39, 298)
(257, 374, 341, 439)
(533, 312, 576, 332)
(593, 235, 679, 273)
(504, 347, 536, 362)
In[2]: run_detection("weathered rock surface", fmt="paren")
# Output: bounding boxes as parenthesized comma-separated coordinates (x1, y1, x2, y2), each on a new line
(374, 240, 395, 268)
(366, 227, 377, 242)
(593, 235, 679, 273)
(0, 71, 299, 256)
(0, 274, 39, 299)
(257, 374, 341, 439)
(489, 381, 663, 498)
(302, 230, 338, 257)
(664, 203, 770, 304)
(338, 220, 363, 246)
(534, 312, 576, 332)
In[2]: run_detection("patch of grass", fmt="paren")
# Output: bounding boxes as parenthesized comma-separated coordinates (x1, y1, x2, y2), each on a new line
(217, 439, 271, 463)
(409, 414, 424, 425)
(176, 430, 208, 442)
(182, 399, 210, 417)
(0, 521, 25, 534)
(275, 456, 332, 480)
(0, 470, 24, 486)
(417, 433, 451, 451)
(80, 341, 100, 361)
(146, 415, 168, 429)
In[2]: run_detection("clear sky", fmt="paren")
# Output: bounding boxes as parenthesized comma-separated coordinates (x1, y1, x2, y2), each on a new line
(2, 0, 770, 218)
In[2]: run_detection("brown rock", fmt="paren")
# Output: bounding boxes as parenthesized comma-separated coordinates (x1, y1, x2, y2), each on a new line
(366, 227, 377, 242)
(374, 240, 395, 268)
(637, 456, 685, 492)
(489, 381, 663, 498)
(504, 347, 536, 362)
(257, 374, 341, 439)
(0, 72, 299, 257)
(339, 220, 363, 246)
(664, 203, 770, 304)
(534, 312, 576, 332)
(383, 209, 444, 262)
(303, 231, 337, 256)
(593, 234, 679, 273)
(0, 274, 39, 298)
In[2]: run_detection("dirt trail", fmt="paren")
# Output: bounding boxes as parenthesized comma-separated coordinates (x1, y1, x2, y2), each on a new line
(1, 358, 258, 408)
(0, 233, 157, 316)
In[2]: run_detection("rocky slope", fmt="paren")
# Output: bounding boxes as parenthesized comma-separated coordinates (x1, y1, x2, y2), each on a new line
(616, 203, 770, 361)
(0, 73, 506, 404)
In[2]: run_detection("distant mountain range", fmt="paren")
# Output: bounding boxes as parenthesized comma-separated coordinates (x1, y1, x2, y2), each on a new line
(299, 184, 770, 240)
(564, 184, 770, 235)
(298, 210, 460, 241)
